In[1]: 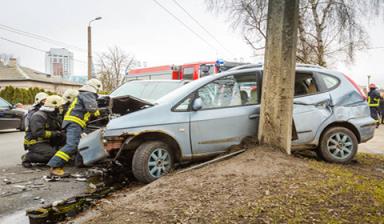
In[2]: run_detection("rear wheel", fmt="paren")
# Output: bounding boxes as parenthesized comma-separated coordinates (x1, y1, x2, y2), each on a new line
(132, 141, 173, 183)
(319, 127, 358, 163)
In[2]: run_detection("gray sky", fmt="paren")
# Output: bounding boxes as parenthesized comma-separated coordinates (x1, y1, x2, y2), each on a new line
(0, 0, 383, 86)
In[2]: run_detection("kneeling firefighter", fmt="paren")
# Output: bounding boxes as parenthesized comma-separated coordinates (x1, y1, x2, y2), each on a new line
(25, 92, 48, 128)
(47, 79, 102, 176)
(22, 95, 65, 168)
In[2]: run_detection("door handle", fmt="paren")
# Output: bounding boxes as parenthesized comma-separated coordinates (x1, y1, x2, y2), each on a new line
(249, 114, 259, 119)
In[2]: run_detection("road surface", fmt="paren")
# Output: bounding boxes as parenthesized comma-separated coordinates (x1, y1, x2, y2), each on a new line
(0, 130, 25, 168)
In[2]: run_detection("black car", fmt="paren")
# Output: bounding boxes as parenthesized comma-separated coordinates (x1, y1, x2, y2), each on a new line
(0, 97, 26, 131)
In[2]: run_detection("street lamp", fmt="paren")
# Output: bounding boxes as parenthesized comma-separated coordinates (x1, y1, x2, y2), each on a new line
(88, 17, 102, 80)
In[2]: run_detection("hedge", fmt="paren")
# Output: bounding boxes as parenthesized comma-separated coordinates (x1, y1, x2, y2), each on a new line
(0, 86, 56, 105)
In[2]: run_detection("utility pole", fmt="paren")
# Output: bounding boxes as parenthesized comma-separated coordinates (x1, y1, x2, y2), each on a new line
(257, 0, 299, 154)
(88, 17, 102, 80)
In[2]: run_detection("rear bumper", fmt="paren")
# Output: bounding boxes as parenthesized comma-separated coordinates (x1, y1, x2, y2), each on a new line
(349, 117, 376, 143)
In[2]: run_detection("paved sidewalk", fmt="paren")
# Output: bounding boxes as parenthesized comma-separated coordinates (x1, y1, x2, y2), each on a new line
(359, 125, 384, 154)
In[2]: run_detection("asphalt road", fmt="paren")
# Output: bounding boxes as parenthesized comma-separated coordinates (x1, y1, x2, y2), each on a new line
(0, 130, 25, 168)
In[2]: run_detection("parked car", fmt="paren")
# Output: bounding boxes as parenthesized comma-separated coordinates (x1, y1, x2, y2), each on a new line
(79, 64, 375, 183)
(0, 97, 27, 131)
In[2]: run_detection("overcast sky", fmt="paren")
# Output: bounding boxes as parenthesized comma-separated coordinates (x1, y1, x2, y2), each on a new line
(0, 0, 383, 86)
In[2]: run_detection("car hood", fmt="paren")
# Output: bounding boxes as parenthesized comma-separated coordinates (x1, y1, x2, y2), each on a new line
(106, 102, 171, 132)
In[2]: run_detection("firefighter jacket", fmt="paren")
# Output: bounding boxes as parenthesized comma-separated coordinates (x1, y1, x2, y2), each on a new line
(368, 89, 381, 107)
(25, 103, 43, 128)
(24, 110, 62, 149)
(63, 91, 100, 128)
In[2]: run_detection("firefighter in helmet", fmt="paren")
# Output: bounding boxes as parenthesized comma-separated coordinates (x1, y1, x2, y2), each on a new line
(47, 78, 102, 176)
(22, 95, 65, 168)
(367, 83, 381, 128)
(62, 89, 79, 116)
(25, 92, 49, 128)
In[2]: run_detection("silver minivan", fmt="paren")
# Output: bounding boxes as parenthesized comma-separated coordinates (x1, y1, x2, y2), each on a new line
(79, 64, 376, 183)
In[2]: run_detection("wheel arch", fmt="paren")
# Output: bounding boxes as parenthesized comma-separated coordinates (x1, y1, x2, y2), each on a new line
(121, 131, 182, 162)
(319, 121, 361, 144)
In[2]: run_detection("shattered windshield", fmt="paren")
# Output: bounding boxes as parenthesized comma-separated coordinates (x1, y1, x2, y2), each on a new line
(110, 81, 182, 103)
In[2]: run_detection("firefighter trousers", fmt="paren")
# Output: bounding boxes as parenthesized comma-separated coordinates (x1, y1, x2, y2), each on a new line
(23, 143, 56, 164)
(47, 122, 82, 168)
(370, 107, 380, 126)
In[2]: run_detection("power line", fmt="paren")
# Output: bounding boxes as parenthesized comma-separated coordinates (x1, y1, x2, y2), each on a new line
(0, 23, 87, 53)
(170, 0, 234, 56)
(0, 36, 87, 64)
(151, 0, 219, 54)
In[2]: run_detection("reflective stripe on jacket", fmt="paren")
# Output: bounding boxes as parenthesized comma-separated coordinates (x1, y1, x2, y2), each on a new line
(368, 89, 381, 107)
(24, 110, 62, 147)
(63, 91, 99, 128)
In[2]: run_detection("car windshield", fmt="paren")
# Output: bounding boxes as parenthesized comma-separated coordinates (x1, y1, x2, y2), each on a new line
(110, 81, 182, 102)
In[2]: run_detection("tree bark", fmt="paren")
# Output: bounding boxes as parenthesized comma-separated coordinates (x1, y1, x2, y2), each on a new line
(257, 0, 299, 154)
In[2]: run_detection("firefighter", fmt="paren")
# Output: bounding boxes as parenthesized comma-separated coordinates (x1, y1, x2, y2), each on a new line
(22, 95, 65, 168)
(62, 89, 79, 116)
(47, 78, 102, 176)
(25, 92, 48, 127)
(367, 83, 381, 128)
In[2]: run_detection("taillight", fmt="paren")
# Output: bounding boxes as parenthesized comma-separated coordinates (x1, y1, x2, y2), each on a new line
(344, 74, 366, 100)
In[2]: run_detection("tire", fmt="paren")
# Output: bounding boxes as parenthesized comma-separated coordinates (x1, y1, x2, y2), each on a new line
(132, 141, 174, 183)
(319, 127, 358, 163)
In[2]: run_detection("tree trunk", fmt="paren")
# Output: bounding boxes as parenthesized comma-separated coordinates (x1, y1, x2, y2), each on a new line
(257, 0, 299, 154)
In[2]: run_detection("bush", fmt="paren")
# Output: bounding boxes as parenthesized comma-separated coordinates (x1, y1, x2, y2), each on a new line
(0, 86, 57, 105)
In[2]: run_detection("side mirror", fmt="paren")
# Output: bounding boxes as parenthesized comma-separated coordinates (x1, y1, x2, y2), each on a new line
(192, 98, 203, 111)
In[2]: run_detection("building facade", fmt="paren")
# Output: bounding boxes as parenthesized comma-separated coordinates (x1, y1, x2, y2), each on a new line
(45, 48, 74, 78)
(1, 58, 81, 94)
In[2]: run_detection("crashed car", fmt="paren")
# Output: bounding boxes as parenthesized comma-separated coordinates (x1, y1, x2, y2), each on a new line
(79, 64, 375, 183)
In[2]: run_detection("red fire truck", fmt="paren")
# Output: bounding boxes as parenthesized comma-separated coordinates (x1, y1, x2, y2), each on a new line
(127, 60, 246, 80)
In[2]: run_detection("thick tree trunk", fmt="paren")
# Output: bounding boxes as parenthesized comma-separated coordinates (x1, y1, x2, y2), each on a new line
(257, 0, 299, 154)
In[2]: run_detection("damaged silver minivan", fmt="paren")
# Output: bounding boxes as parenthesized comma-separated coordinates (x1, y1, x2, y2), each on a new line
(79, 64, 376, 183)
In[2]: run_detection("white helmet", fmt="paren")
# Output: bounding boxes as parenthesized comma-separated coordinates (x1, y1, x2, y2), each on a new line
(35, 92, 48, 104)
(44, 95, 65, 109)
(87, 78, 103, 92)
(62, 89, 79, 103)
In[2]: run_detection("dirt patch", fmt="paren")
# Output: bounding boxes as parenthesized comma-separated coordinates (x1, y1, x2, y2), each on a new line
(75, 147, 384, 224)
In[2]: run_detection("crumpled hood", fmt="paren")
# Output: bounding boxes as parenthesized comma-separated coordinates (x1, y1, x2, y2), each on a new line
(106, 102, 172, 131)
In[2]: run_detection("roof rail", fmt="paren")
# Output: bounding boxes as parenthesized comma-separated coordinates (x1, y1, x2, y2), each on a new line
(229, 63, 325, 71)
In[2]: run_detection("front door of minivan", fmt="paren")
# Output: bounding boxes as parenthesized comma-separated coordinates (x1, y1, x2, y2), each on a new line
(293, 72, 333, 144)
(190, 73, 260, 156)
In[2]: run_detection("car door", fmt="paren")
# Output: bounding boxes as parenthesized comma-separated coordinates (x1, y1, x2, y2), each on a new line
(189, 72, 260, 156)
(0, 98, 20, 130)
(292, 72, 333, 144)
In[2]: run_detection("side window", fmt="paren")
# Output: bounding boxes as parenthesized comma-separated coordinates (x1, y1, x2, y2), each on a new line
(197, 73, 258, 109)
(321, 74, 339, 90)
(294, 73, 319, 96)
(174, 96, 192, 112)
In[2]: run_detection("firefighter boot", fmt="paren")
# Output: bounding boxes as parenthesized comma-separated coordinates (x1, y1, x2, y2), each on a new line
(50, 167, 65, 177)
(21, 154, 32, 168)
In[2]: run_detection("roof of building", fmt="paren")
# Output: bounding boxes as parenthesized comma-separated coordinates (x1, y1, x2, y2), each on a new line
(0, 59, 81, 86)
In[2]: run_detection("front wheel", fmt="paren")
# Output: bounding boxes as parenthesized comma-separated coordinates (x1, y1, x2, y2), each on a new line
(318, 127, 358, 163)
(132, 141, 174, 183)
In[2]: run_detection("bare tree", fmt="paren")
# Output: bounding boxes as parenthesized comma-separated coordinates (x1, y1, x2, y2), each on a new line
(207, 0, 383, 66)
(96, 46, 136, 92)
